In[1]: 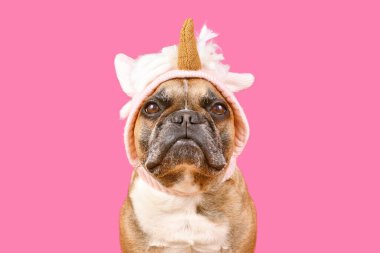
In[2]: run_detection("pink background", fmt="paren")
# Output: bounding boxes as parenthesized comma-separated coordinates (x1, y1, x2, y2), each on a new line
(1, 0, 379, 252)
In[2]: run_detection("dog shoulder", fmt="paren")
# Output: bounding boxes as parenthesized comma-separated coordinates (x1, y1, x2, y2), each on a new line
(120, 172, 148, 253)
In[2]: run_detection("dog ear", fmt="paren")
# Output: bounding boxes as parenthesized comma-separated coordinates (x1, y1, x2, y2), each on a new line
(224, 72, 255, 92)
(114, 53, 135, 96)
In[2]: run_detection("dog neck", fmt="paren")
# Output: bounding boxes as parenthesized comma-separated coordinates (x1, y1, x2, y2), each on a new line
(134, 156, 237, 197)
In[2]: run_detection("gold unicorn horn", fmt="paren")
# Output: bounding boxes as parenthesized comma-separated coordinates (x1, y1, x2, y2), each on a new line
(177, 18, 201, 70)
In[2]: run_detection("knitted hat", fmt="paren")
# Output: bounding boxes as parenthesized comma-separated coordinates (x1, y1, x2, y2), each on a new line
(114, 19, 254, 193)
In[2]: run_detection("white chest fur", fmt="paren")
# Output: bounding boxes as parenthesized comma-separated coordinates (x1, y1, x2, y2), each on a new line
(129, 178, 230, 252)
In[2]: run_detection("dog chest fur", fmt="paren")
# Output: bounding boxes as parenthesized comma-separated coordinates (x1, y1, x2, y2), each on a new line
(129, 177, 230, 252)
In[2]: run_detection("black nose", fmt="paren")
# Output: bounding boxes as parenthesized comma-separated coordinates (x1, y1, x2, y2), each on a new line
(170, 110, 205, 125)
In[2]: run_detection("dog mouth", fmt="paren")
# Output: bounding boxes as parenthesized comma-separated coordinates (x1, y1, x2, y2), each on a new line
(174, 138, 198, 146)
(145, 135, 226, 173)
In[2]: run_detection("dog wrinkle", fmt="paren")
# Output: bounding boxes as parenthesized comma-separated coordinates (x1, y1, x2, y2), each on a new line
(152, 88, 173, 107)
(183, 79, 189, 110)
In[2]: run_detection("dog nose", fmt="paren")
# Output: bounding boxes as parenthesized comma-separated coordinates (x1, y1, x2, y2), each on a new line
(171, 110, 205, 125)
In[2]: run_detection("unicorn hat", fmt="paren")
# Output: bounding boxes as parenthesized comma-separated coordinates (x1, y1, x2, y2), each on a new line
(114, 19, 254, 192)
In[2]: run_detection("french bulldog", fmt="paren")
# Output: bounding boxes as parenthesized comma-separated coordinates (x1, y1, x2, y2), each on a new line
(116, 19, 257, 253)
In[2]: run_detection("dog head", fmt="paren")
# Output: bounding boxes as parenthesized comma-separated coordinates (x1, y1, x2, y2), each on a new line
(133, 78, 235, 193)
(115, 19, 253, 194)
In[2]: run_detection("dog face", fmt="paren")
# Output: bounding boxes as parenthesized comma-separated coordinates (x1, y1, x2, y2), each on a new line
(133, 78, 235, 193)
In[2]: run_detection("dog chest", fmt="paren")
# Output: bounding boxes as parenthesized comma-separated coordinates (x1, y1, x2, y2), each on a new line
(130, 178, 230, 252)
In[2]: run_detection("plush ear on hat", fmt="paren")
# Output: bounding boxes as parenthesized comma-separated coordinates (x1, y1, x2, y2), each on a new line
(114, 53, 135, 97)
(224, 72, 255, 92)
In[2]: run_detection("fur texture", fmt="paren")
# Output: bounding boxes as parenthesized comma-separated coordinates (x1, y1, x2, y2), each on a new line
(120, 169, 257, 253)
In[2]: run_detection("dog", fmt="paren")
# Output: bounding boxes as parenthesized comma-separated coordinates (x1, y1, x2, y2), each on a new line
(115, 19, 257, 253)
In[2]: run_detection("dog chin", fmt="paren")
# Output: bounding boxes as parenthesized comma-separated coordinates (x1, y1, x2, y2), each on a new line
(169, 169, 202, 194)
(148, 139, 206, 175)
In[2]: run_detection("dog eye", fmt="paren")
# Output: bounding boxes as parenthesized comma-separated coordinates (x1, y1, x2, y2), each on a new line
(144, 102, 161, 114)
(210, 103, 227, 115)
